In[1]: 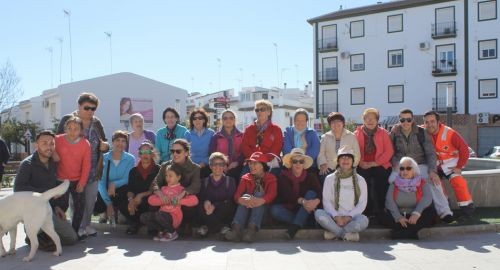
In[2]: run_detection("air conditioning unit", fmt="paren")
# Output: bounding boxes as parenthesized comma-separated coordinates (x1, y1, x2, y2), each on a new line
(419, 42, 429, 50)
(340, 51, 350, 59)
(43, 99, 49, 108)
(477, 112, 489, 124)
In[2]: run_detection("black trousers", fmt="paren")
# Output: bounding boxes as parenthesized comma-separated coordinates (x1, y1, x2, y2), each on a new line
(357, 166, 391, 218)
(140, 211, 174, 233)
(59, 181, 86, 233)
(196, 200, 236, 233)
(381, 206, 436, 239)
(117, 195, 150, 225)
(93, 185, 128, 215)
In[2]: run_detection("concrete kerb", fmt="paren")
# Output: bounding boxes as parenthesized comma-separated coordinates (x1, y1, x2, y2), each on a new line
(90, 221, 500, 241)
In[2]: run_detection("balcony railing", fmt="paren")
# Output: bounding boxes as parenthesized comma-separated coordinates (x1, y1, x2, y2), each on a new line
(317, 37, 338, 52)
(317, 69, 338, 84)
(432, 97, 457, 113)
(432, 59, 457, 76)
(317, 103, 338, 117)
(431, 21, 457, 39)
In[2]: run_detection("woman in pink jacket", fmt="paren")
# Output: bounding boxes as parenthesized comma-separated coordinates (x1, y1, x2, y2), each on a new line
(354, 108, 394, 222)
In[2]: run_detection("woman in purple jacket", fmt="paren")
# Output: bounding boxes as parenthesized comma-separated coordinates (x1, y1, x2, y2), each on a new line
(127, 113, 156, 163)
(209, 110, 244, 181)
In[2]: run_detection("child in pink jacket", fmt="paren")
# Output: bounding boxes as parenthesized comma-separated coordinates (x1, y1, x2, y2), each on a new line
(141, 164, 198, 241)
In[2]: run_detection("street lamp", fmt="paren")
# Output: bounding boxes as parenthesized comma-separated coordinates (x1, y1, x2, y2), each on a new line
(46, 46, 53, 88)
(104, 31, 113, 74)
(281, 68, 288, 87)
(63, 9, 73, 82)
(273, 43, 279, 87)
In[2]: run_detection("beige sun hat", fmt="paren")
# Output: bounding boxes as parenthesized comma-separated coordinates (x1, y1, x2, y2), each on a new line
(282, 148, 313, 169)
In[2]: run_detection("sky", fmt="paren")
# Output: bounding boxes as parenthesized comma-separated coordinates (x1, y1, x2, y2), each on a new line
(1, 0, 376, 101)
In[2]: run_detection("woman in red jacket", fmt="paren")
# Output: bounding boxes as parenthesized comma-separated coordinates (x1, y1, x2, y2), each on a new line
(354, 108, 394, 221)
(240, 99, 283, 177)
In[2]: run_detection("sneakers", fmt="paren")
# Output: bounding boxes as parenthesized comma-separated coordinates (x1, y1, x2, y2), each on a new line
(441, 214, 455, 224)
(193, 226, 208, 238)
(225, 224, 243, 242)
(323, 230, 336, 240)
(159, 231, 178, 242)
(343, 232, 360, 242)
(153, 232, 165, 241)
(86, 226, 97, 237)
(242, 225, 257, 243)
(460, 203, 475, 218)
(219, 226, 231, 235)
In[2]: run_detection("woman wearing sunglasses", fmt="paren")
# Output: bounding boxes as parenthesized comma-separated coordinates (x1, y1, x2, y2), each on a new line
(271, 148, 321, 239)
(155, 107, 188, 163)
(150, 139, 201, 233)
(57, 92, 109, 239)
(209, 110, 244, 181)
(184, 108, 214, 178)
(118, 141, 160, 234)
(241, 99, 283, 177)
(382, 157, 435, 239)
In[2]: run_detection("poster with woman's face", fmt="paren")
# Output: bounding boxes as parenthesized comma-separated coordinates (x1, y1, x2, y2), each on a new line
(120, 97, 153, 123)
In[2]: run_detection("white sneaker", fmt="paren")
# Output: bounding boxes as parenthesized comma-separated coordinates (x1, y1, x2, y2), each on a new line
(323, 230, 336, 240)
(78, 228, 87, 237)
(343, 232, 359, 242)
(86, 226, 97, 236)
(220, 226, 231, 235)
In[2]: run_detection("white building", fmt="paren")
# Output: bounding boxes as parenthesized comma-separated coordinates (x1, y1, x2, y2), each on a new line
(309, 0, 499, 118)
(2, 72, 188, 139)
(308, 0, 500, 154)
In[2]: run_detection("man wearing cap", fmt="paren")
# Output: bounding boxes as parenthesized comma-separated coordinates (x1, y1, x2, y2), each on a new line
(225, 152, 277, 243)
(271, 148, 322, 239)
(315, 146, 368, 241)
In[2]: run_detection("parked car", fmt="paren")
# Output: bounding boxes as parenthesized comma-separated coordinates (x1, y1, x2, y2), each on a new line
(484, 146, 500, 159)
(468, 147, 477, 158)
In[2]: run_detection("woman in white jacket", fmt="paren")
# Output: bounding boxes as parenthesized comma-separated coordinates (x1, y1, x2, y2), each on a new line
(315, 146, 368, 241)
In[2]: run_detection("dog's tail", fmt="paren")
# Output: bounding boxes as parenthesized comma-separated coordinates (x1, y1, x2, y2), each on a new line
(41, 180, 70, 201)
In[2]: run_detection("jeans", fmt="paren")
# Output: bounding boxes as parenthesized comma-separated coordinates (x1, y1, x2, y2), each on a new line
(270, 190, 317, 227)
(79, 181, 99, 231)
(315, 209, 369, 238)
(232, 191, 266, 229)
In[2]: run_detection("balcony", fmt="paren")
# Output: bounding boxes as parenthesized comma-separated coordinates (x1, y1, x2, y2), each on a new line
(317, 69, 338, 84)
(431, 21, 457, 39)
(317, 103, 338, 117)
(432, 97, 457, 113)
(432, 59, 457, 76)
(317, 37, 338, 52)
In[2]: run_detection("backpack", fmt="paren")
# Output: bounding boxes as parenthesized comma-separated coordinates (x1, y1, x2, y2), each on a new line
(203, 176, 231, 190)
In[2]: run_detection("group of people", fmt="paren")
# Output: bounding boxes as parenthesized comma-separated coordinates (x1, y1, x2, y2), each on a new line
(12, 92, 475, 250)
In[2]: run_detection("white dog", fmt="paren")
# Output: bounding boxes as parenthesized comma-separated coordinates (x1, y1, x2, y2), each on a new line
(0, 180, 69, 262)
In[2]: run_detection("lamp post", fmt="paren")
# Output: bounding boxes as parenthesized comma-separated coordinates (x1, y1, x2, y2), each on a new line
(104, 32, 113, 74)
(63, 9, 73, 82)
(273, 43, 279, 87)
(281, 68, 288, 88)
(446, 83, 454, 127)
(46, 47, 53, 88)
(56, 37, 63, 85)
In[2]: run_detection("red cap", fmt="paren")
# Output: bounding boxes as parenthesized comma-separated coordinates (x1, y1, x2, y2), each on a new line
(246, 152, 272, 163)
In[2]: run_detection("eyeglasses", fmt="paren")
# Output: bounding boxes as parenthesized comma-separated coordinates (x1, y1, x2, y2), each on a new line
(210, 162, 226, 167)
(291, 159, 305, 164)
(170, 149, 184, 154)
(399, 117, 413, 123)
(193, 116, 204, 121)
(222, 116, 235, 120)
(139, 149, 153, 155)
(83, 106, 97, 111)
(399, 166, 413, 171)
(254, 107, 267, 113)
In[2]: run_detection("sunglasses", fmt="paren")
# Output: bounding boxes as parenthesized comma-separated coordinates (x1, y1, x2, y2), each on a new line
(210, 162, 226, 167)
(399, 166, 413, 171)
(170, 149, 184, 154)
(291, 159, 305, 164)
(222, 116, 235, 120)
(399, 117, 412, 123)
(193, 116, 204, 121)
(83, 106, 97, 111)
(254, 107, 267, 113)
(139, 149, 153, 155)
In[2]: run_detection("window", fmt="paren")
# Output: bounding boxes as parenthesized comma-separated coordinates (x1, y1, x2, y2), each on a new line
(479, 39, 497, 59)
(435, 82, 456, 111)
(478, 0, 497, 21)
(320, 24, 337, 50)
(262, 93, 268, 99)
(321, 89, 338, 115)
(351, 87, 365, 105)
(435, 44, 456, 72)
(479, 79, 498, 98)
(350, 20, 364, 38)
(388, 49, 404, 68)
(387, 14, 403, 33)
(388, 85, 404, 103)
(433, 6, 456, 37)
(350, 54, 365, 71)
(321, 57, 338, 82)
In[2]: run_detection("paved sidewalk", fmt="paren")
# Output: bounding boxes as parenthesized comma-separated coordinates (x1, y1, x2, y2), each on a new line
(1, 227, 499, 270)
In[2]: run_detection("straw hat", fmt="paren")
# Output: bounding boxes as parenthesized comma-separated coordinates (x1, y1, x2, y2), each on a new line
(282, 148, 313, 169)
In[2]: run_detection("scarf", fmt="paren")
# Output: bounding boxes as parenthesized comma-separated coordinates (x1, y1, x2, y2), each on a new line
(165, 125, 177, 140)
(252, 173, 265, 194)
(222, 128, 234, 160)
(137, 161, 154, 180)
(293, 127, 307, 150)
(255, 120, 271, 147)
(362, 126, 377, 155)
(394, 176, 421, 193)
(334, 169, 360, 210)
(283, 169, 307, 195)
